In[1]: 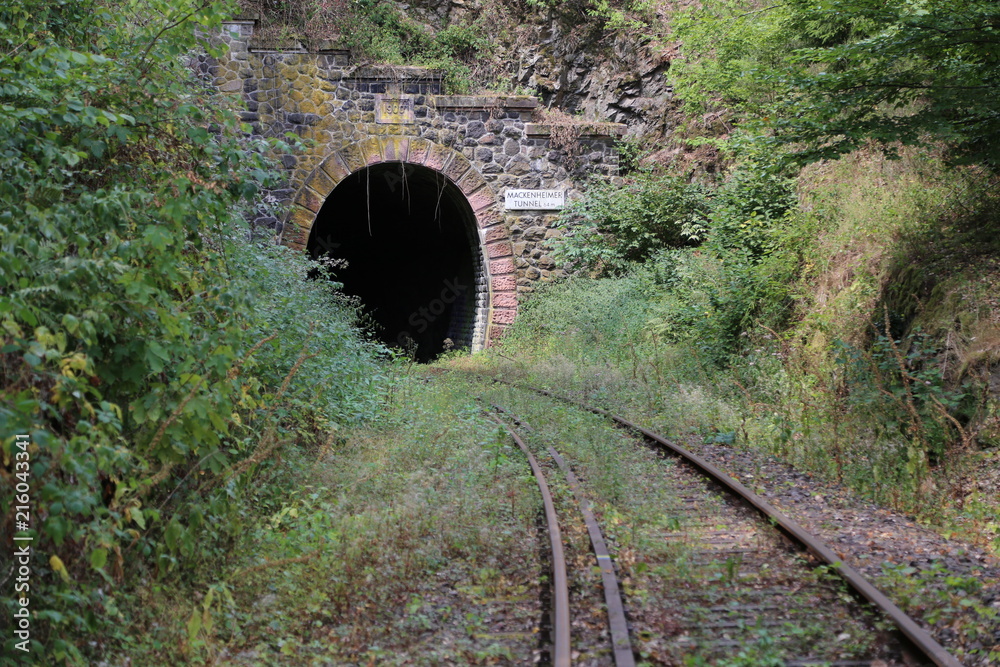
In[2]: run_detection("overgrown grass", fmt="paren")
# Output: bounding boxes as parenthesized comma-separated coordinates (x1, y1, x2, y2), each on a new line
(473, 381, 888, 664)
(115, 373, 546, 665)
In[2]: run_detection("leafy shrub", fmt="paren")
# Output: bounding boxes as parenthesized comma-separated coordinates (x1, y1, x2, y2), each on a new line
(834, 329, 968, 465)
(551, 158, 802, 361)
(707, 159, 798, 262)
(671, 0, 1000, 168)
(669, 0, 798, 118)
(499, 268, 661, 365)
(0, 0, 385, 660)
(228, 237, 388, 424)
(553, 172, 711, 274)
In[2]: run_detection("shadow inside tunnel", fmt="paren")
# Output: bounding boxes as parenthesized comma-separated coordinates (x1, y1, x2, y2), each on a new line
(308, 162, 482, 362)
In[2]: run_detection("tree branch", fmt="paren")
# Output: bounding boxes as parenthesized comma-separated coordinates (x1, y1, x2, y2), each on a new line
(137, 1, 214, 79)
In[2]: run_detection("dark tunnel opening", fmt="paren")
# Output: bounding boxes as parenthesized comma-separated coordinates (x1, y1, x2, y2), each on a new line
(307, 162, 484, 362)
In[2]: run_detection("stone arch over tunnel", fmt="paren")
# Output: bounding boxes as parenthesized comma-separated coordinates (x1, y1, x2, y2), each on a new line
(282, 138, 517, 361)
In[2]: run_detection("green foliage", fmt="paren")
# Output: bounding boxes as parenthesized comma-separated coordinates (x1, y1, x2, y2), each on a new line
(552, 159, 801, 362)
(0, 0, 385, 660)
(243, 0, 495, 92)
(502, 269, 659, 364)
(878, 561, 1000, 664)
(553, 172, 711, 274)
(833, 330, 967, 465)
(670, 0, 798, 117)
(229, 239, 388, 424)
(493, 0, 1000, 570)
(769, 0, 1000, 167)
(707, 160, 798, 262)
(120, 376, 542, 664)
(672, 0, 1000, 168)
(525, 0, 654, 30)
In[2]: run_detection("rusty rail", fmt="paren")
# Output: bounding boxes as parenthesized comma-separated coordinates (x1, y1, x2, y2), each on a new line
(488, 378, 963, 667)
(489, 415, 571, 667)
(489, 403, 636, 667)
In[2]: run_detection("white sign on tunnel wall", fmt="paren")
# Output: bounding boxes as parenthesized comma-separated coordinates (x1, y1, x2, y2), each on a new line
(504, 189, 565, 210)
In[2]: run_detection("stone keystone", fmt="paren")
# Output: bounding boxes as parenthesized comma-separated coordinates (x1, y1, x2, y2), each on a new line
(381, 136, 409, 163)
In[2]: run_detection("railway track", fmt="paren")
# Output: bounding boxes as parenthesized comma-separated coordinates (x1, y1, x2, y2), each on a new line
(478, 377, 964, 667)
(488, 404, 636, 667)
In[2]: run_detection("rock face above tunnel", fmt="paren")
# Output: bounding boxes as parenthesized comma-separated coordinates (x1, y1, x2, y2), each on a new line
(199, 19, 625, 348)
(379, 0, 678, 141)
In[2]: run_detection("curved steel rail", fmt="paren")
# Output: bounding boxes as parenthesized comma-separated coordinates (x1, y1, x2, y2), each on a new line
(488, 415, 571, 667)
(489, 378, 963, 667)
(489, 403, 636, 667)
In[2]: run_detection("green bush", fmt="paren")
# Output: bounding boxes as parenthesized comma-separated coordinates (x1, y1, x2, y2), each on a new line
(550, 159, 802, 362)
(669, 0, 798, 118)
(671, 0, 1000, 168)
(502, 269, 660, 364)
(553, 172, 711, 274)
(707, 159, 798, 262)
(0, 0, 385, 660)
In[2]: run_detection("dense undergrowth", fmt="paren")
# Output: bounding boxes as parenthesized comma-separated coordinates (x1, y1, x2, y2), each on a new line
(1, 0, 387, 662)
(471, 0, 1000, 553)
(494, 147, 1000, 540)
(4, 0, 1000, 663)
(117, 373, 543, 664)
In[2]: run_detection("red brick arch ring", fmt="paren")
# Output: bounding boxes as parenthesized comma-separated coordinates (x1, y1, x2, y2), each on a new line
(279, 136, 517, 350)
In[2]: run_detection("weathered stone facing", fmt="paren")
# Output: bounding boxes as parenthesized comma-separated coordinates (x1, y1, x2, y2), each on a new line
(201, 20, 623, 346)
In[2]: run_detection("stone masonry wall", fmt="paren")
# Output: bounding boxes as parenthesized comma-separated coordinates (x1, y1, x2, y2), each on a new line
(199, 20, 624, 345)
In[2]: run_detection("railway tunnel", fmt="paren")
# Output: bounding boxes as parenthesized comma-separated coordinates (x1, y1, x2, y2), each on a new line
(307, 162, 484, 362)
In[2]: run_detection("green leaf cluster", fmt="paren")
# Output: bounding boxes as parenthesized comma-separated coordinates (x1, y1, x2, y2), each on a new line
(553, 172, 711, 274)
(772, 0, 1000, 167)
(550, 159, 802, 362)
(242, 0, 497, 92)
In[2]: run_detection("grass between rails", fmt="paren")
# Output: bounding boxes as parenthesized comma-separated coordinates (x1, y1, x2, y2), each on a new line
(478, 381, 892, 665)
(462, 348, 1000, 665)
(451, 344, 1000, 662)
(114, 371, 548, 665)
